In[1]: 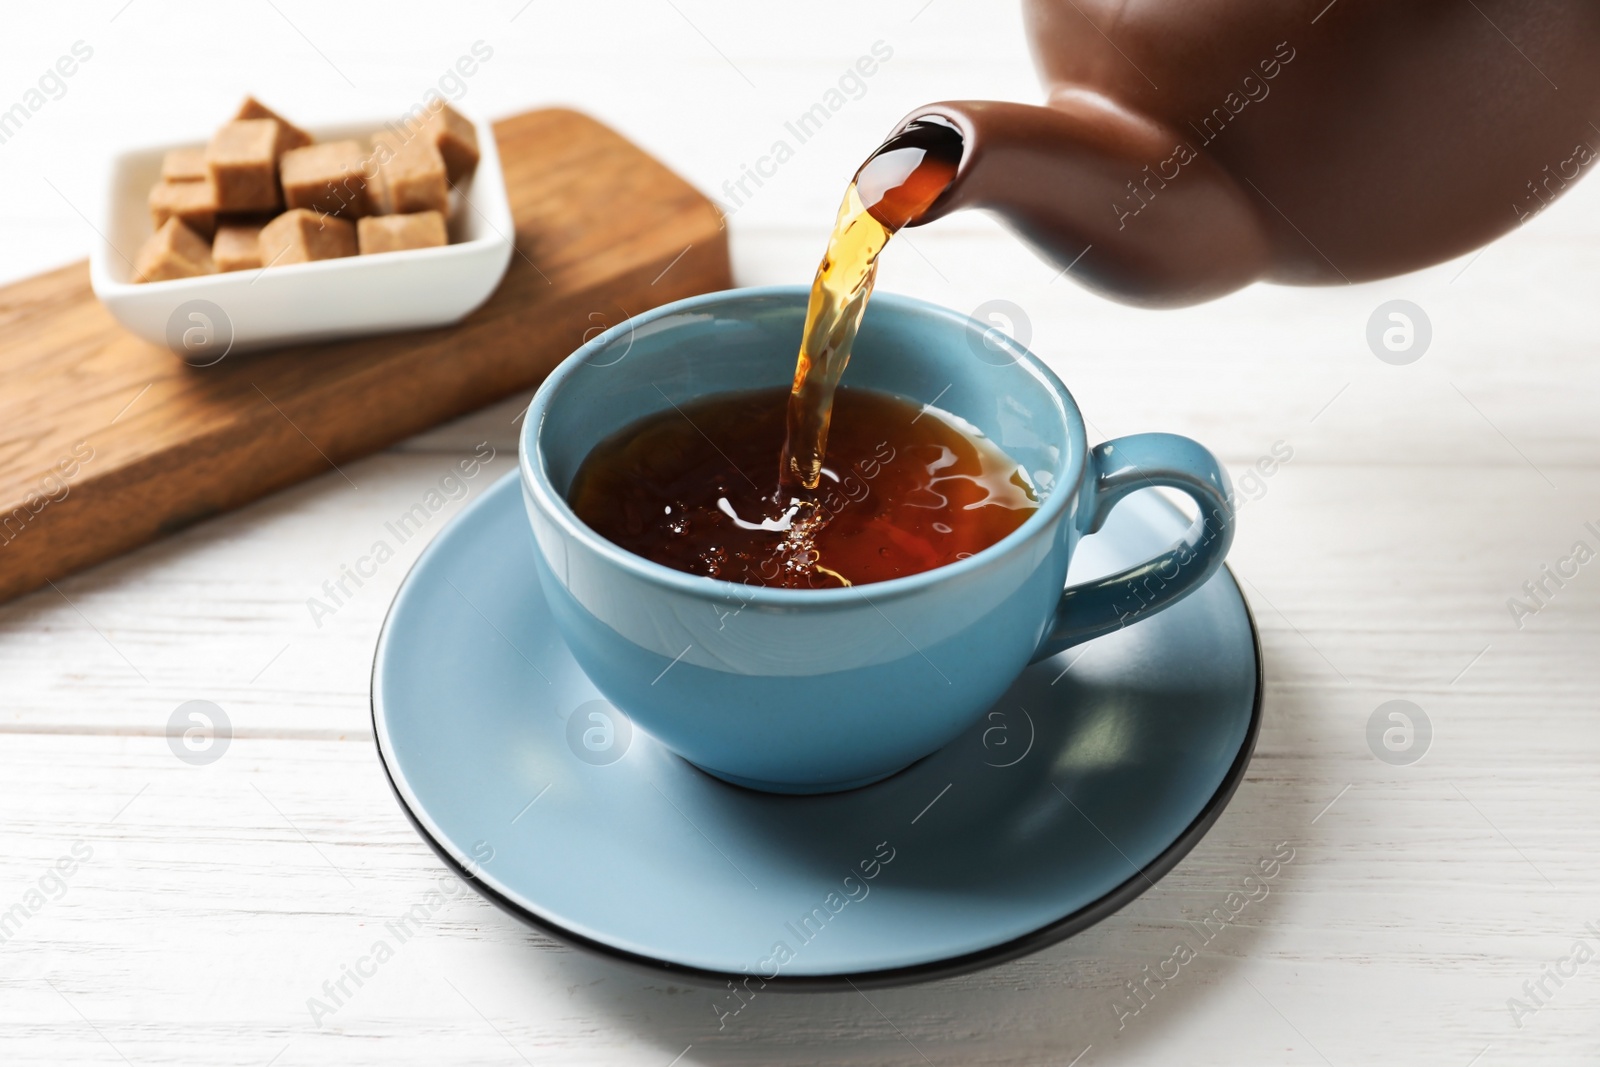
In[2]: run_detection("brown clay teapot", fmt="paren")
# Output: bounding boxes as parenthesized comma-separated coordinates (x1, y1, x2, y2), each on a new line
(896, 0, 1600, 306)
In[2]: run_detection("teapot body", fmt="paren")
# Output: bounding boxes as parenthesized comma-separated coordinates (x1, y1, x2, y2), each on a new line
(907, 0, 1600, 304)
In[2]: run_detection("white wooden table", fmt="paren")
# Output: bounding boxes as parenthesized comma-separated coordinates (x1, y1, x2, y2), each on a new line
(4, 3, 1598, 1064)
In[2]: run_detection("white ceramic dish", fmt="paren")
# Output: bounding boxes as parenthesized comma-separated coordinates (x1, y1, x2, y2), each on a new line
(90, 115, 513, 356)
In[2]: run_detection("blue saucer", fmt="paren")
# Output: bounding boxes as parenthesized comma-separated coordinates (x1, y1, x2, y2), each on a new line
(372, 472, 1260, 987)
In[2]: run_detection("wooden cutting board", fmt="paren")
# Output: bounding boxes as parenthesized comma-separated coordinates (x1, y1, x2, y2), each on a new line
(0, 108, 731, 605)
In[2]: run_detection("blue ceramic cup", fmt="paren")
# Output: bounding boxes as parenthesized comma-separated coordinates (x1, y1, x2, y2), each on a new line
(520, 287, 1234, 794)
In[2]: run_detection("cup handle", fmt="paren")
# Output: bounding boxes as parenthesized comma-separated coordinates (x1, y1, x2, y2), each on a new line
(1030, 433, 1235, 663)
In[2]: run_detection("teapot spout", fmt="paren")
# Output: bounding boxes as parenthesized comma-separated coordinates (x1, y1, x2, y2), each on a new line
(897, 94, 1272, 308)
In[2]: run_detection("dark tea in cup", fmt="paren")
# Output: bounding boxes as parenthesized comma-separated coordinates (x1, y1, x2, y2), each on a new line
(567, 386, 1039, 589)
(568, 122, 987, 590)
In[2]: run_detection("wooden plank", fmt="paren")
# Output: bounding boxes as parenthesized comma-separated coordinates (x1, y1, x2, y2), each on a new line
(0, 108, 731, 604)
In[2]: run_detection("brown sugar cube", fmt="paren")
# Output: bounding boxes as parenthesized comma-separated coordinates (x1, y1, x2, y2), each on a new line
(369, 131, 448, 215)
(213, 218, 269, 272)
(425, 104, 479, 183)
(364, 161, 392, 215)
(232, 96, 312, 153)
(357, 211, 448, 255)
(280, 140, 376, 218)
(161, 146, 208, 183)
(205, 120, 283, 212)
(258, 208, 356, 267)
(148, 179, 217, 239)
(133, 219, 216, 283)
